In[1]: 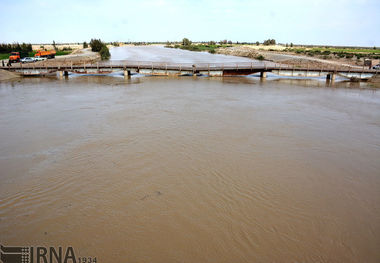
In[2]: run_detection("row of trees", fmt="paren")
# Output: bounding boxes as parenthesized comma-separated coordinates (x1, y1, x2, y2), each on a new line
(182, 38, 278, 46)
(0, 43, 33, 58)
(263, 39, 276, 45)
(89, 39, 110, 60)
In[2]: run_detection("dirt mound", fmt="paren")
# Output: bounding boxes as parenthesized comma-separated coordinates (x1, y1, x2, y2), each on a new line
(368, 74, 380, 83)
(216, 46, 258, 59)
(0, 69, 21, 81)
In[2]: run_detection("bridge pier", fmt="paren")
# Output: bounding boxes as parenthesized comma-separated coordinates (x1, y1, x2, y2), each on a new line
(326, 73, 336, 81)
(58, 71, 68, 78)
(260, 71, 267, 78)
(124, 70, 131, 78)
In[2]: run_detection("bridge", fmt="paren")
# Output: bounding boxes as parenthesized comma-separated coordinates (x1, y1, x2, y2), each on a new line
(1, 61, 378, 81)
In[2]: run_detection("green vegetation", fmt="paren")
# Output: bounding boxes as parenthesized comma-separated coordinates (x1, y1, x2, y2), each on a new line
(255, 55, 265, 60)
(0, 49, 70, 60)
(83, 42, 88, 48)
(283, 46, 380, 60)
(263, 39, 276, 45)
(100, 45, 110, 60)
(90, 38, 110, 60)
(0, 53, 9, 60)
(182, 38, 192, 46)
(0, 42, 33, 58)
(167, 38, 232, 53)
(90, 39, 104, 52)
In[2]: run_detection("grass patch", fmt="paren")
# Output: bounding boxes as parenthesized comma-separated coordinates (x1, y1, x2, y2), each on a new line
(0, 53, 9, 60)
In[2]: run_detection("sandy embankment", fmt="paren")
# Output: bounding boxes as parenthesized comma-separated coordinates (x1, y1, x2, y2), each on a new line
(0, 69, 21, 81)
(216, 45, 362, 69)
(37, 48, 100, 66)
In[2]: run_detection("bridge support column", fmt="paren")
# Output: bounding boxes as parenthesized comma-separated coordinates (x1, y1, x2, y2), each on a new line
(326, 73, 336, 82)
(124, 70, 131, 78)
(58, 71, 68, 78)
(260, 71, 267, 78)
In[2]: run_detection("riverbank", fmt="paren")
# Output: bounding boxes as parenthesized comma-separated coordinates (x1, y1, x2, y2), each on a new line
(0, 69, 21, 81)
(166, 43, 379, 69)
(215, 45, 370, 69)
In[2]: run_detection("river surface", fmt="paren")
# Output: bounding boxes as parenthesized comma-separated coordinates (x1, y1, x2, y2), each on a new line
(0, 46, 380, 263)
(110, 45, 256, 63)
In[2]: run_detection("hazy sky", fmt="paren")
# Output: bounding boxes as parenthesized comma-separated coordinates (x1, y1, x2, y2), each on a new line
(1, 0, 379, 46)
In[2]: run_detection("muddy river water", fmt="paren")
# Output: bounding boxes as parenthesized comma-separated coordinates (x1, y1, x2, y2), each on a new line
(0, 46, 380, 263)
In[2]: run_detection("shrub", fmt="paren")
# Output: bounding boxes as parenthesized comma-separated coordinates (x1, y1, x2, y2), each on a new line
(337, 53, 345, 58)
(182, 38, 192, 46)
(83, 42, 88, 48)
(255, 55, 265, 60)
(100, 44, 110, 60)
(90, 39, 103, 52)
(322, 50, 330, 55)
(208, 49, 216, 54)
(345, 54, 354, 59)
(263, 39, 276, 45)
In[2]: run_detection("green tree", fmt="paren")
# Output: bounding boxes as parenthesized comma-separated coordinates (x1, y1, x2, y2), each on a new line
(100, 44, 110, 60)
(182, 38, 192, 46)
(53, 40, 57, 51)
(83, 41, 88, 48)
(263, 39, 276, 45)
(90, 39, 103, 52)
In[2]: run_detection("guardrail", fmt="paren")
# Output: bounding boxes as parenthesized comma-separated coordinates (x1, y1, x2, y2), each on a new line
(1, 60, 379, 74)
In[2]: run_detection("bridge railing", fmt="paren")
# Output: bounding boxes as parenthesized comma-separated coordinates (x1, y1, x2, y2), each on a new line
(1, 59, 379, 73)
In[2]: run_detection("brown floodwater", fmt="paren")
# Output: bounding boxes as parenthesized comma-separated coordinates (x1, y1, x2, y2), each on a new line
(0, 73, 380, 263)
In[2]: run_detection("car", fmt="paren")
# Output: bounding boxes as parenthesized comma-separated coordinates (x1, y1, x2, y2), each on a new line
(20, 57, 36, 63)
(372, 64, 380, 70)
(34, 56, 47, 61)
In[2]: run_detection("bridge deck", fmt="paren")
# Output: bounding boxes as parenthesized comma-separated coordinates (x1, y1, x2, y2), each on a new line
(1, 61, 378, 76)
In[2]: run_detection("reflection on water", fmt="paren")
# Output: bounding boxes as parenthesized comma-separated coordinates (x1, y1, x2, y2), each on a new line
(0, 76, 379, 263)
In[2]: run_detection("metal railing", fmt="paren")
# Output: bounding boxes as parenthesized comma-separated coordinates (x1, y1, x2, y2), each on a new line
(1, 60, 379, 73)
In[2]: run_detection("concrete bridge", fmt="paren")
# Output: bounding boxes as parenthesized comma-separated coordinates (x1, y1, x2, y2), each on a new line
(1, 61, 378, 81)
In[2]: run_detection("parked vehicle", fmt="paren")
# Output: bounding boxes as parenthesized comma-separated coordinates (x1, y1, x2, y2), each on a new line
(34, 56, 47, 61)
(20, 57, 36, 63)
(372, 64, 380, 70)
(34, 50, 56, 59)
(9, 52, 20, 63)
